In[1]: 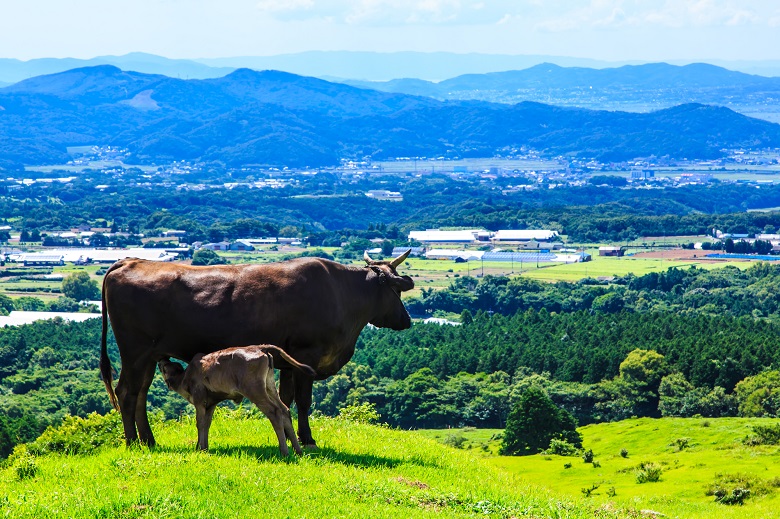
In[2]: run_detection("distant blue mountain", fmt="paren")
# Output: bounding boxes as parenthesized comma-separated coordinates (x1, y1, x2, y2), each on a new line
(343, 62, 780, 99)
(1, 66, 779, 169)
(0, 53, 234, 85)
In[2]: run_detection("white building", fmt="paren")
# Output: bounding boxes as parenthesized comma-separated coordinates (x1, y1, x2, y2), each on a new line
(491, 230, 559, 243)
(408, 229, 483, 244)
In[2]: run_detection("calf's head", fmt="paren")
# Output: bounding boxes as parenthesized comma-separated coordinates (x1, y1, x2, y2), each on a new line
(364, 249, 415, 330)
(158, 358, 188, 397)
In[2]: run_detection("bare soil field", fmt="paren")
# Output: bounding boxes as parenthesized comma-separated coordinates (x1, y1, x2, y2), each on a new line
(630, 248, 742, 262)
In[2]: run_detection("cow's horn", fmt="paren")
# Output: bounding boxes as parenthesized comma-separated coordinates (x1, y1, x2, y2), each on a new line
(364, 250, 374, 264)
(390, 249, 411, 268)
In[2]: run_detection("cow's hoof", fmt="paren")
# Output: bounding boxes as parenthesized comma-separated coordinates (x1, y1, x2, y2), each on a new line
(302, 443, 319, 450)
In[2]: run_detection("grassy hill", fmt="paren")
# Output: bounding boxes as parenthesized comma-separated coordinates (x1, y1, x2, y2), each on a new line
(424, 418, 780, 518)
(0, 410, 597, 519)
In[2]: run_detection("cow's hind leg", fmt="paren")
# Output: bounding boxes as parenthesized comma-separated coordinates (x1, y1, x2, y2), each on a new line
(134, 361, 157, 447)
(115, 373, 139, 445)
(114, 330, 157, 447)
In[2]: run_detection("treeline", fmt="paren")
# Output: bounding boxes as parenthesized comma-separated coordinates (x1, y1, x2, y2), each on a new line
(408, 262, 780, 321)
(6, 174, 780, 243)
(313, 310, 780, 428)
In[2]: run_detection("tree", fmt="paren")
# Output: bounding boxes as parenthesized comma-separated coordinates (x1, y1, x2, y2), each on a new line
(191, 249, 227, 266)
(735, 371, 780, 417)
(619, 349, 667, 391)
(501, 385, 582, 455)
(61, 271, 100, 302)
(47, 296, 81, 312)
(14, 296, 46, 311)
(381, 240, 395, 257)
(591, 292, 624, 313)
(0, 294, 14, 315)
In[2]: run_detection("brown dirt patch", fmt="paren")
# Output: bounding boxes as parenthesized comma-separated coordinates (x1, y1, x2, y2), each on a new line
(629, 248, 734, 262)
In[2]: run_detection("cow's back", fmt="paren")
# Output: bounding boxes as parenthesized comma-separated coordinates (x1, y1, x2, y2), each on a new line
(104, 257, 355, 369)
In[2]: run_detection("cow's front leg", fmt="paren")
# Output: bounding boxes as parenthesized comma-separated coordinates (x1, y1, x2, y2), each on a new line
(292, 372, 316, 448)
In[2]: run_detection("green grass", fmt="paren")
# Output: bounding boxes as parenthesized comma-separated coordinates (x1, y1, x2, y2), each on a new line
(522, 257, 748, 282)
(0, 411, 596, 519)
(485, 417, 780, 518)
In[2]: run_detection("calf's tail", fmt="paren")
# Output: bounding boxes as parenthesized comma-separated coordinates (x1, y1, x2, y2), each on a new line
(100, 264, 121, 411)
(263, 345, 317, 378)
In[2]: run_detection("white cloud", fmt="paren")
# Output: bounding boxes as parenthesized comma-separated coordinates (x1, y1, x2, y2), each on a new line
(256, 0, 314, 13)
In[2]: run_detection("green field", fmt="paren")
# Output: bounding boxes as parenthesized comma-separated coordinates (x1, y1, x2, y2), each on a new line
(23, 161, 158, 173)
(0, 264, 103, 302)
(423, 418, 780, 518)
(0, 412, 595, 519)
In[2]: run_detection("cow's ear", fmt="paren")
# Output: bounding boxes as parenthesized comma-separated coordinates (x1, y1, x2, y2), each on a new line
(368, 265, 387, 284)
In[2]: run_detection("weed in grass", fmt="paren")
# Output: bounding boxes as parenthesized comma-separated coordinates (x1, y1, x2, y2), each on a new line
(743, 423, 780, 446)
(442, 433, 467, 449)
(705, 472, 780, 505)
(606, 486, 617, 497)
(564, 463, 573, 469)
(12, 453, 39, 481)
(581, 484, 600, 497)
(674, 437, 692, 451)
(635, 462, 663, 483)
(620, 448, 629, 458)
(546, 438, 580, 456)
(582, 449, 594, 463)
(592, 461, 601, 468)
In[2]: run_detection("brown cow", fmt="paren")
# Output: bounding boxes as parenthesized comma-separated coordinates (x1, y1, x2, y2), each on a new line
(157, 345, 315, 455)
(100, 250, 413, 447)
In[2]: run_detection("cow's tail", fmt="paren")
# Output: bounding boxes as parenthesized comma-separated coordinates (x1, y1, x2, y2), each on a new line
(264, 345, 317, 378)
(100, 263, 122, 411)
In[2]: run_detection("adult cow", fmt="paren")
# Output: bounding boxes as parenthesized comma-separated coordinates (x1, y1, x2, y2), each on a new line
(100, 250, 413, 448)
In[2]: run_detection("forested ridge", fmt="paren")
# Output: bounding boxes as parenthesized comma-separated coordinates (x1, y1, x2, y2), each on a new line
(7, 175, 780, 243)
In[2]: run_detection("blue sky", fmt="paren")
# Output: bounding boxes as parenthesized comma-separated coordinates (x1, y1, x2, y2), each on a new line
(2, 0, 779, 61)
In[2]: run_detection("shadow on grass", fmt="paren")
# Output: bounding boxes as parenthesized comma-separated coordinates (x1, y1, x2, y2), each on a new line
(153, 443, 440, 469)
(152, 443, 299, 462)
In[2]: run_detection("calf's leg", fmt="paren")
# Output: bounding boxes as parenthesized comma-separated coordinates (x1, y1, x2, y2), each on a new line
(251, 397, 291, 456)
(195, 404, 216, 451)
(264, 370, 302, 455)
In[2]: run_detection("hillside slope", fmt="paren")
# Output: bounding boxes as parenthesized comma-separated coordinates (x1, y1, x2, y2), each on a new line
(0, 411, 598, 518)
(491, 417, 780, 519)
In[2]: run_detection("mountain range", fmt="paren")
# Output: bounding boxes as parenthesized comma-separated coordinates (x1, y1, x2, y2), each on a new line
(340, 62, 780, 123)
(3, 52, 780, 86)
(1, 65, 779, 169)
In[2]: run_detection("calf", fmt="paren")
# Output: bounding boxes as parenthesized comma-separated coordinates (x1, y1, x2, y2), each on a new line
(158, 345, 316, 456)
